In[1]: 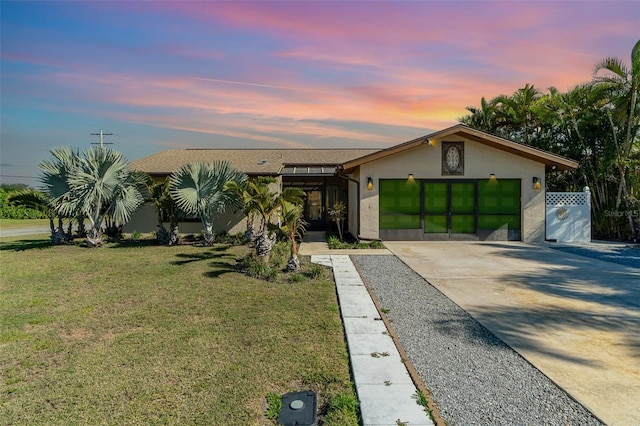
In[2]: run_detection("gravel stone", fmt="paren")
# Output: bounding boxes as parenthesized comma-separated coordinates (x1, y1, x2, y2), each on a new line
(352, 255, 603, 426)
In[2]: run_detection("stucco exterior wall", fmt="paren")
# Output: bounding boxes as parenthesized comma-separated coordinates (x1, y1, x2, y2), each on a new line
(356, 138, 546, 242)
(123, 175, 282, 236)
(123, 203, 247, 235)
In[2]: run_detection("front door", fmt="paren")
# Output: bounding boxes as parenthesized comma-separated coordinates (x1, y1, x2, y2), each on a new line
(423, 181, 477, 240)
(305, 189, 324, 231)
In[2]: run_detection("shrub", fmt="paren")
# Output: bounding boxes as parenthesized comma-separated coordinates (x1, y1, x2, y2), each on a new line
(238, 255, 279, 281)
(269, 240, 290, 269)
(288, 273, 306, 283)
(214, 232, 249, 246)
(305, 263, 327, 280)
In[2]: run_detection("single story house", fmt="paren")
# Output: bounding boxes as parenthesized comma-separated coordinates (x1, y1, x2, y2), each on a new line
(126, 124, 578, 243)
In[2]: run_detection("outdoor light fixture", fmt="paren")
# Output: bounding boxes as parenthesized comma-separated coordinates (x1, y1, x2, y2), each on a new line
(533, 177, 542, 190)
(407, 173, 415, 184)
(427, 138, 437, 146)
(367, 177, 374, 191)
(489, 173, 497, 183)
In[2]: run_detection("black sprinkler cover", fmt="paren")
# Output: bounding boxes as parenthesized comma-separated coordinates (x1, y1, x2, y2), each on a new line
(277, 390, 317, 426)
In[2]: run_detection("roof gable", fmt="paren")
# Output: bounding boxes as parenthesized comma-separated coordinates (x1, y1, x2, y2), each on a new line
(341, 124, 578, 172)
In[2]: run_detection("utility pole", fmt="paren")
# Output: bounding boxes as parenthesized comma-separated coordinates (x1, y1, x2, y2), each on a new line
(90, 129, 114, 148)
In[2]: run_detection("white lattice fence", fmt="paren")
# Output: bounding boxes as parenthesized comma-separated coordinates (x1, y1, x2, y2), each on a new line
(546, 187, 591, 242)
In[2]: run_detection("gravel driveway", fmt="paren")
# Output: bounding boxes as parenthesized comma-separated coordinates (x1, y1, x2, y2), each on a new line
(352, 255, 603, 426)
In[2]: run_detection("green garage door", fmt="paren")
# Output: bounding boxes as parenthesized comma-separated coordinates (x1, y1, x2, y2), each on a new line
(424, 181, 476, 239)
(379, 179, 421, 229)
(379, 178, 521, 241)
(477, 179, 521, 240)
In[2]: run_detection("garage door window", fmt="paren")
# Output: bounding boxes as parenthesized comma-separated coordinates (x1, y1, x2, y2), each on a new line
(379, 179, 421, 229)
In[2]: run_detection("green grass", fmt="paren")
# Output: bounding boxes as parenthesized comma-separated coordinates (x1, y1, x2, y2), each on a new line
(0, 218, 50, 229)
(0, 236, 359, 425)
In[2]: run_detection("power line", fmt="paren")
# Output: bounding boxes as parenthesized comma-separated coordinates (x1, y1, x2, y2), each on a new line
(90, 129, 114, 148)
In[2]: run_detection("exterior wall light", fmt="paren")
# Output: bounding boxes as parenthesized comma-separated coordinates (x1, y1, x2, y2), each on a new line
(489, 173, 497, 183)
(407, 173, 415, 184)
(533, 177, 542, 190)
(367, 177, 374, 191)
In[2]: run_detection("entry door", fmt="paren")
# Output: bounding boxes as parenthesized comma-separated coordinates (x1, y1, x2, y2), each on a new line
(305, 189, 324, 231)
(424, 181, 476, 240)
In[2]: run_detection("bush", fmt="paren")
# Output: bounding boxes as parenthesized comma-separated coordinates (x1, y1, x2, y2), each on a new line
(269, 240, 290, 269)
(238, 255, 279, 281)
(214, 232, 249, 246)
(327, 232, 385, 250)
(305, 263, 327, 280)
(0, 189, 49, 219)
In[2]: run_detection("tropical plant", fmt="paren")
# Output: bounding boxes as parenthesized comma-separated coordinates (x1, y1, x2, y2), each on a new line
(459, 40, 640, 240)
(238, 179, 281, 260)
(144, 176, 179, 245)
(225, 179, 258, 241)
(5, 189, 62, 241)
(591, 39, 640, 237)
(328, 201, 346, 242)
(271, 187, 307, 271)
(169, 161, 247, 246)
(1, 188, 49, 219)
(39, 146, 146, 247)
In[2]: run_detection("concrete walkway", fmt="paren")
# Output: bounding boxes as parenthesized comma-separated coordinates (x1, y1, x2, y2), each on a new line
(384, 241, 640, 426)
(312, 254, 432, 426)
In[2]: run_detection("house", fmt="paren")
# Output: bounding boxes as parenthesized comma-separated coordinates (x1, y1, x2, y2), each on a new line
(126, 124, 578, 243)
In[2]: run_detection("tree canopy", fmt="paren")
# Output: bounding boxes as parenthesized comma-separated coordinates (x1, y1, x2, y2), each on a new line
(460, 40, 640, 240)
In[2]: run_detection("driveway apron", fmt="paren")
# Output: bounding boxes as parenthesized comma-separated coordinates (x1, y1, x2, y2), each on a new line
(384, 241, 640, 426)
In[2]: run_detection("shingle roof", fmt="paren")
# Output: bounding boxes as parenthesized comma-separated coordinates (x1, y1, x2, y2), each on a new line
(129, 148, 381, 175)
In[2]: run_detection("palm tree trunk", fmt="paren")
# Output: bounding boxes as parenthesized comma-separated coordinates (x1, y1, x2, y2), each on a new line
(256, 230, 276, 262)
(169, 213, 179, 246)
(202, 220, 214, 246)
(287, 253, 300, 271)
(86, 228, 103, 247)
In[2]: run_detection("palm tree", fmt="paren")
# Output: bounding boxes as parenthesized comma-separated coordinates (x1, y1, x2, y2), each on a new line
(328, 201, 346, 242)
(39, 146, 146, 247)
(169, 161, 247, 246)
(274, 196, 308, 271)
(460, 96, 496, 133)
(592, 39, 640, 237)
(243, 180, 281, 260)
(144, 176, 179, 245)
(225, 179, 258, 241)
(38, 146, 81, 243)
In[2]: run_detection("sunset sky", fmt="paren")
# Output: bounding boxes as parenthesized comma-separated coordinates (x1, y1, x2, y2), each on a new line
(1, 1, 638, 185)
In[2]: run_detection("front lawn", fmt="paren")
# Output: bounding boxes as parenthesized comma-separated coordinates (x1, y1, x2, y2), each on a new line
(0, 236, 358, 425)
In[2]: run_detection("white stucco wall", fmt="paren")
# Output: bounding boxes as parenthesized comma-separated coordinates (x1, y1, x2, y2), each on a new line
(355, 138, 546, 242)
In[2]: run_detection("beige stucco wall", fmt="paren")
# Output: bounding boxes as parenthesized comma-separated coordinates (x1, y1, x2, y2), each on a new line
(123, 175, 281, 237)
(123, 203, 247, 235)
(354, 138, 546, 242)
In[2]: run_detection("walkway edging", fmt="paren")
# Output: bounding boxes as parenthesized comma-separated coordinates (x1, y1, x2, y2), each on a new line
(312, 254, 433, 426)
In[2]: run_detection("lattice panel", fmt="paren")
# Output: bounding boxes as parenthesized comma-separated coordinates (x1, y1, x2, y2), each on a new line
(546, 192, 588, 206)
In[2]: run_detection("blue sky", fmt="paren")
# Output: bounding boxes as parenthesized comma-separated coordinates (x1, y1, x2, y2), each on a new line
(1, 0, 638, 186)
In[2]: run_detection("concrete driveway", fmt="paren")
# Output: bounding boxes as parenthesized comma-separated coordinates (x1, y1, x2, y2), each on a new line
(384, 241, 640, 426)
